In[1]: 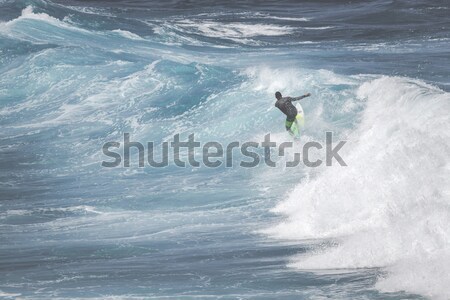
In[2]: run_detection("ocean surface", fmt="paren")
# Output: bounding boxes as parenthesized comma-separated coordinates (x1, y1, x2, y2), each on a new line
(1, 0, 449, 299)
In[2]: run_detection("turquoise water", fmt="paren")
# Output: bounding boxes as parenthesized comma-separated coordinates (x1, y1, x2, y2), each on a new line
(1, 1, 449, 299)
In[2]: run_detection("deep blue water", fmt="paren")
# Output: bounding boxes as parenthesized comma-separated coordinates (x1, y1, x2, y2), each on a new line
(1, 0, 449, 299)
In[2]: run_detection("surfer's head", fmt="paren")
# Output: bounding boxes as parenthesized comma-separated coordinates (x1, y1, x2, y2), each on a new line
(275, 91, 282, 100)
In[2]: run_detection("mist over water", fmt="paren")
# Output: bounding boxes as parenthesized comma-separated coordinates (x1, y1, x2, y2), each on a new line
(1, 0, 449, 299)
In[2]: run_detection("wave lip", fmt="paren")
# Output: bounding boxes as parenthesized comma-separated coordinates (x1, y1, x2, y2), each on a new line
(265, 76, 450, 300)
(1, 6, 80, 31)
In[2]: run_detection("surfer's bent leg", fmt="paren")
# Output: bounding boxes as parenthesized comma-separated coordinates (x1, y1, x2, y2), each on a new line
(285, 116, 295, 131)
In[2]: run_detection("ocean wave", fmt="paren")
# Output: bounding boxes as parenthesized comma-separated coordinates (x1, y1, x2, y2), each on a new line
(194, 11, 310, 22)
(1, 1, 449, 298)
(301, 26, 334, 30)
(174, 20, 294, 38)
(111, 29, 144, 40)
(155, 18, 295, 46)
(1, 5, 88, 34)
(265, 76, 450, 299)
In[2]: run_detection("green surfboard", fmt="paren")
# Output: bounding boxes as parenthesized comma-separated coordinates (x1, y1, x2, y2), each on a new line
(288, 103, 305, 139)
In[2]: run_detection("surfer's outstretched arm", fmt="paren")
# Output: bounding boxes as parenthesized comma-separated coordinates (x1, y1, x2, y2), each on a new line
(291, 93, 311, 101)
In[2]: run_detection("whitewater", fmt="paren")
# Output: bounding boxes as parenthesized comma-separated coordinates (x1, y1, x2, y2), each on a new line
(1, 1, 449, 299)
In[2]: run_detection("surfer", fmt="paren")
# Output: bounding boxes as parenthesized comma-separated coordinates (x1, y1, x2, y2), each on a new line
(274, 91, 311, 131)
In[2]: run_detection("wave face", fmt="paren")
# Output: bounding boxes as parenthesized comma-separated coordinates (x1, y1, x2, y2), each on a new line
(265, 77, 450, 299)
(0, 0, 449, 299)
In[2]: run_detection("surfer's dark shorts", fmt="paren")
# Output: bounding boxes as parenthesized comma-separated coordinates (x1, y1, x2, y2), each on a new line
(286, 115, 296, 122)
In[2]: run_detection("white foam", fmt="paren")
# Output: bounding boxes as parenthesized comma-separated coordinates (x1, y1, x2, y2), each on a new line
(0, 5, 91, 38)
(169, 20, 294, 45)
(251, 12, 310, 22)
(64, 5, 116, 17)
(265, 76, 450, 299)
(112, 29, 144, 40)
(243, 66, 309, 94)
(194, 11, 310, 22)
(266, 16, 310, 22)
(6, 6, 68, 27)
(0, 290, 21, 298)
(302, 26, 334, 30)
